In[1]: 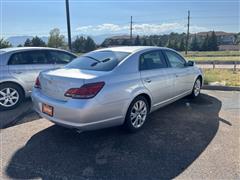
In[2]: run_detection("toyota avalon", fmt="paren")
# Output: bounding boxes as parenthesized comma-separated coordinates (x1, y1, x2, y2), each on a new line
(31, 46, 203, 132)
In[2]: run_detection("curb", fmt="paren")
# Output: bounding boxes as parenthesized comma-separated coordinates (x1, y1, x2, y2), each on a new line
(203, 85, 240, 91)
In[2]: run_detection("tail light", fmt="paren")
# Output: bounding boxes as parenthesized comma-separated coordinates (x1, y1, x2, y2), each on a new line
(65, 82, 105, 99)
(34, 76, 41, 89)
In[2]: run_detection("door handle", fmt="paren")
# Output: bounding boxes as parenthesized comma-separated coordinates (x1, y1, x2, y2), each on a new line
(144, 78, 151, 83)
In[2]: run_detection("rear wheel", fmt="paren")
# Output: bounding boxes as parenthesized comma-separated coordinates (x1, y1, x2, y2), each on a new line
(124, 96, 149, 132)
(190, 78, 201, 98)
(0, 83, 24, 110)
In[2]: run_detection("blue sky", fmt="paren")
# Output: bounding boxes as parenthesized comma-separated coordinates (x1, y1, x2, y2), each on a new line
(1, 0, 239, 37)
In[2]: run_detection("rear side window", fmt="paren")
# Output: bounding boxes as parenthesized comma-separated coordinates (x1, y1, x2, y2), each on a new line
(8, 50, 50, 65)
(48, 51, 76, 64)
(140, 51, 167, 71)
(66, 51, 130, 71)
(165, 50, 186, 68)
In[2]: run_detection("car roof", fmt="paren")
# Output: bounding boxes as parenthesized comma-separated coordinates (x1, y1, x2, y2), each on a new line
(95, 46, 171, 53)
(0, 47, 70, 53)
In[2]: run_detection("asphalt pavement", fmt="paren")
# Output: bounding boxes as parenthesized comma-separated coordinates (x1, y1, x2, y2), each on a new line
(0, 90, 239, 179)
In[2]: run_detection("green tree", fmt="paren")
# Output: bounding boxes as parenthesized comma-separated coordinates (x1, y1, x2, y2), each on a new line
(0, 38, 12, 48)
(208, 31, 218, 51)
(84, 36, 96, 52)
(134, 35, 141, 46)
(17, 44, 23, 47)
(190, 34, 199, 51)
(157, 40, 163, 47)
(167, 39, 178, 49)
(72, 36, 86, 53)
(201, 34, 209, 51)
(173, 40, 179, 50)
(121, 39, 129, 46)
(235, 32, 240, 45)
(31, 36, 46, 47)
(179, 38, 185, 51)
(48, 28, 66, 48)
(24, 38, 32, 47)
(142, 38, 148, 46)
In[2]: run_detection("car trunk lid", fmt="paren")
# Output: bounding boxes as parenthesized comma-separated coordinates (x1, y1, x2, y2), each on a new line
(39, 68, 107, 101)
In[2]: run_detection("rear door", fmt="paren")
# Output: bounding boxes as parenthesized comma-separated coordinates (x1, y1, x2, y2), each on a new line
(46, 50, 76, 68)
(140, 50, 175, 106)
(163, 50, 195, 96)
(8, 50, 55, 93)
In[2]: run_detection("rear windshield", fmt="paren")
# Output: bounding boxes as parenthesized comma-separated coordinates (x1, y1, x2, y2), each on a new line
(65, 50, 130, 71)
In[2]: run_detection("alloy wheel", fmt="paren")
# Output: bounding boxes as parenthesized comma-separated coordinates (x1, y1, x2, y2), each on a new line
(194, 79, 201, 97)
(0, 88, 19, 107)
(130, 100, 147, 128)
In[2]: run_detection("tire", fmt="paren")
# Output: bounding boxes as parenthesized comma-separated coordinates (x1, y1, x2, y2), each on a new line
(190, 78, 201, 98)
(124, 96, 150, 133)
(0, 83, 24, 111)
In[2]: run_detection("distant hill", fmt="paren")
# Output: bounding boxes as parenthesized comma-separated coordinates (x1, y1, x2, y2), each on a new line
(196, 31, 236, 36)
(7, 36, 48, 46)
(6, 34, 112, 47)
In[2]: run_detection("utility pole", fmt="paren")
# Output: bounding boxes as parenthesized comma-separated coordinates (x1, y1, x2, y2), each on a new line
(185, 10, 190, 55)
(65, 0, 72, 51)
(130, 16, 133, 45)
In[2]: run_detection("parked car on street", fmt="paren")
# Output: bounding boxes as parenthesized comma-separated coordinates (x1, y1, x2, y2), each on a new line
(32, 46, 203, 132)
(0, 47, 77, 110)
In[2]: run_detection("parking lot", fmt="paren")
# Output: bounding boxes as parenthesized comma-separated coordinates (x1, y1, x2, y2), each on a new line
(0, 90, 239, 179)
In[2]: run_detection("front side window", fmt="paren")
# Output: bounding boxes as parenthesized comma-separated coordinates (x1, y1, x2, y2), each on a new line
(65, 50, 130, 71)
(48, 51, 76, 64)
(8, 50, 49, 65)
(165, 50, 186, 68)
(140, 51, 167, 71)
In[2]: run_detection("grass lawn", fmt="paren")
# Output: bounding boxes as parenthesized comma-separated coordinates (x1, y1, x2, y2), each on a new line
(203, 69, 240, 87)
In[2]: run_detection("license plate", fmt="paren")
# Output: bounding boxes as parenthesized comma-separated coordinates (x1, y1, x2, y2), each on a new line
(42, 103, 54, 117)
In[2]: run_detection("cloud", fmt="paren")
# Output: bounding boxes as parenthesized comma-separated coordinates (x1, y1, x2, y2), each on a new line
(75, 23, 207, 35)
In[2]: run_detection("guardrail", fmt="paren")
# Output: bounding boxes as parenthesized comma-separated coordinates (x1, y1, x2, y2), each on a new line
(196, 61, 240, 70)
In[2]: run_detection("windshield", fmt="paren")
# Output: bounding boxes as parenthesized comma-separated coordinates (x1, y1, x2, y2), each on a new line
(65, 50, 130, 71)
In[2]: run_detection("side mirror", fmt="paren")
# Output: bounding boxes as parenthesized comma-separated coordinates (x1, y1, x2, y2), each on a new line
(186, 60, 195, 66)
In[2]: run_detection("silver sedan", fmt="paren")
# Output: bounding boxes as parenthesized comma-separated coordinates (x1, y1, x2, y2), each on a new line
(31, 46, 203, 132)
(0, 47, 77, 110)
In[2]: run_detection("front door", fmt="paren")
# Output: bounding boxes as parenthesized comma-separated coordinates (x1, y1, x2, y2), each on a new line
(163, 50, 194, 96)
(140, 50, 175, 106)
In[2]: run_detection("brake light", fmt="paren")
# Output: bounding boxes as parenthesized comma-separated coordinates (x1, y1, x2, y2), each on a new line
(34, 76, 41, 89)
(65, 82, 105, 99)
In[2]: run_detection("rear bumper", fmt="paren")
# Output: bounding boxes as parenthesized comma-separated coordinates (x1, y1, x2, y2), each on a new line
(31, 88, 128, 131)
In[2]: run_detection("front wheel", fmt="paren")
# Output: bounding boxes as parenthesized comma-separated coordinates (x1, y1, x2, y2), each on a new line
(124, 96, 149, 133)
(190, 78, 201, 98)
